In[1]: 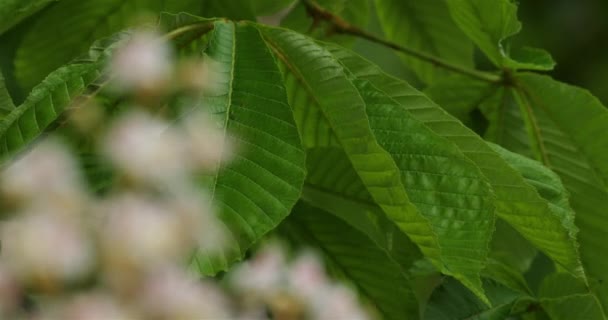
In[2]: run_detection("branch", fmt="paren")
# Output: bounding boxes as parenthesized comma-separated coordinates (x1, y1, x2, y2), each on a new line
(302, 0, 502, 83)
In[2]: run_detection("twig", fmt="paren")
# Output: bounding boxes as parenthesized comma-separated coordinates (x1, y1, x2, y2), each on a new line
(301, 0, 502, 83)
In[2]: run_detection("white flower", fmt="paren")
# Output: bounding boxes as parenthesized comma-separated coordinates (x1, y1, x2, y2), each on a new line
(287, 251, 328, 302)
(0, 139, 87, 212)
(176, 57, 226, 94)
(137, 266, 231, 319)
(0, 263, 21, 317)
(166, 185, 226, 253)
(60, 292, 132, 320)
(180, 110, 234, 171)
(1, 211, 94, 288)
(108, 31, 172, 93)
(99, 194, 189, 275)
(230, 243, 287, 300)
(313, 285, 369, 320)
(101, 111, 190, 184)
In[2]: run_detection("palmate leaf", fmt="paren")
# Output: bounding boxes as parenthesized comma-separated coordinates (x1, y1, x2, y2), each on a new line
(375, 0, 474, 84)
(282, 201, 420, 320)
(259, 25, 440, 262)
(327, 45, 586, 282)
(259, 23, 443, 274)
(445, 0, 554, 71)
(259, 25, 497, 301)
(304, 75, 496, 298)
(189, 21, 306, 274)
(0, 0, 56, 35)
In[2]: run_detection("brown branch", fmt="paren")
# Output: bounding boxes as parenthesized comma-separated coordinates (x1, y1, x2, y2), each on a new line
(302, 0, 502, 83)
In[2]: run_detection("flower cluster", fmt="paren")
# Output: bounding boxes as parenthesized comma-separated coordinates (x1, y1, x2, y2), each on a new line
(0, 30, 232, 319)
(0, 113, 231, 318)
(0, 29, 371, 319)
(230, 243, 370, 320)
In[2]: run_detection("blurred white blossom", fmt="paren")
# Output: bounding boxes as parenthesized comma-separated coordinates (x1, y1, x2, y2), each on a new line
(166, 185, 226, 253)
(181, 110, 234, 171)
(0, 28, 373, 318)
(99, 194, 189, 278)
(176, 57, 227, 95)
(287, 251, 327, 302)
(230, 242, 287, 300)
(1, 211, 94, 289)
(101, 110, 189, 184)
(313, 285, 370, 320)
(102, 109, 232, 185)
(137, 266, 232, 319)
(0, 263, 20, 317)
(0, 139, 87, 212)
(108, 31, 172, 93)
(59, 292, 132, 320)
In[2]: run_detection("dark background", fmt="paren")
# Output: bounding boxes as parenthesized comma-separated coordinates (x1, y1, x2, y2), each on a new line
(519, 0, 608, 104)
(353, 0, 608, 104)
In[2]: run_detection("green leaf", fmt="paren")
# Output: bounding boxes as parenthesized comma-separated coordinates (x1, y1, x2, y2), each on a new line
(539, 273, 606, 320)
(259, 25, 445, 280)
(0, 0, 56, 34)
(327, 45, 586, 282)
(263, 27, 506, 302)
(283, 201, 420, 320)
(375, 0, 474, 83)
(424, 75, 497, 129)
(8, 0, 202, 93)
(191, 21, 306, 275)
(488, 142, 578, 238)
(0, 48, 110, 162)
(0, 70, 15, 115)
(477, 86, 536, 159)
(0, 29, 138, 164)
(352, 78, 496, 300)
(489, 220, 537, 275)
(501, 73, 608, 309)
(445, 0, 555, 71)
(302, 146, 422, 271)
(483, 258, 531, 295)
(424, 278, 525, 320)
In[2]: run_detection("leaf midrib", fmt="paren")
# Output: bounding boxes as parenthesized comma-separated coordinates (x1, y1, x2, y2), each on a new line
(208, 21, 237, 206)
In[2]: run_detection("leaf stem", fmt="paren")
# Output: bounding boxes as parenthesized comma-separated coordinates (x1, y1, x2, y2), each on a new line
(163, 22, 215, 41)
(301, 0, 502, 83)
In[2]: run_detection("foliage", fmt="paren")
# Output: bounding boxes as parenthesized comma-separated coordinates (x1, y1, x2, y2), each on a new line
(0, 0, 607, 319)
